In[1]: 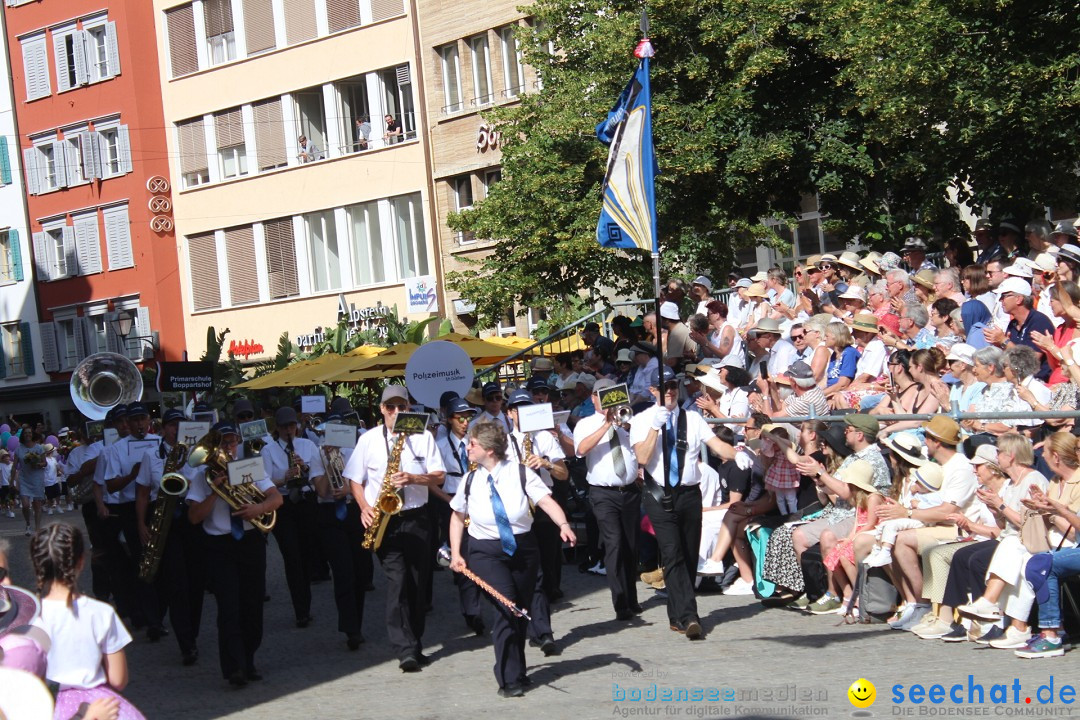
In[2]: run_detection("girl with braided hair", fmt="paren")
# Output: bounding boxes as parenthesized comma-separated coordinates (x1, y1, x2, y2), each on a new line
(30, 523, 146, 720)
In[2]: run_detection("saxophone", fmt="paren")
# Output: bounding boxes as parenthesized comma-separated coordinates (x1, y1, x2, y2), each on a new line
(138, 441, 188, 583)
(362, 434, 405, 551)
(188, 430, 276, 533)
(522, 433, 534, 465)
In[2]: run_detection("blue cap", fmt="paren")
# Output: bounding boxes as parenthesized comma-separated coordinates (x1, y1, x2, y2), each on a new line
(507, 389, 533, 408)
(448, 398, 477, 416)
(126, 402, 150, 417)
(482, 382, 502, 398)
(162, 409, 186, 424)
(193, 402, 212, 413)
(326, 413, 344, 423)
(111, 403, 129, 418)
(212, 421, 239, 438)
(1025, 552, 1054, 605)
(649, 366, 676, 387)
(526, 377, 550, 392)
(439, 391, 460, 409)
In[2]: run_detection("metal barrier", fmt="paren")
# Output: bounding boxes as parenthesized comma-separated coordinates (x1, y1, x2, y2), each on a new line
(703, 410, 1080, 425)
(476, 307, 608, 382)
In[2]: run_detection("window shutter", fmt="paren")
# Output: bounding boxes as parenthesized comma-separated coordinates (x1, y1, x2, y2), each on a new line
(396, 64, 410, 87)
(203, 0, 235, 38)
(0, 328, 6, 379)
(188, 233, 222, 310)
(79, 131, 101, 179)
(225, 225, 259, 305)
(52, 33, 72, 92)
(104, 22, 120, 77)
(74, 316, 88, 360)
(370, 0, 403, 22)
(104, 312, 121, 353)
(243, 0, 275, 55)
(19, 322, 33, 376)
(214, 108, 244, 149)
(103, 205, 133, 270)
(73, 213, 102, 275)
(51, 141, 68, 187)
(72, 32, 88, 86)
(116, 125, 132, 174)
(165, 4, 199, 78)
(10, 230, 22, 281)
(283, 0, 317, 45)
(39, 322, 59, 372)
(177, 118, 208, 177)
(263, 218, 298, 298)
(62, 225, 77, 277)
(32, 232, 49, 281)
(253, 98, 286, 171)
(135, 306, 152, 359)
(22, 37, 50, 100)
(22, 148, 39, 195)
(0, 136, 11, 185)
(326, 0, 361, 33)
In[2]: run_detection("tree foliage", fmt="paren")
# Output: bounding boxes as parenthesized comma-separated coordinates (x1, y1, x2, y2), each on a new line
(447, 0, 1080, 327)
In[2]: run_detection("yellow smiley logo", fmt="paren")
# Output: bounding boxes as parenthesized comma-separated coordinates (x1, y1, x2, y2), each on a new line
(848, 678, 876, 709)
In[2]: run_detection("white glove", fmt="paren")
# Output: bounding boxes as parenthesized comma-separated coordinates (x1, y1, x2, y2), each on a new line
(651, 408, 672, 430)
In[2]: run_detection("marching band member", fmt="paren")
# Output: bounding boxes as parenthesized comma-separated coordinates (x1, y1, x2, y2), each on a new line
(574, 378, 641, 620)
(65, 423, 109, 603)
(344, 385, 445, 672)
(471, 382, 513, 432)
(448, 421, 577, 698)
(186, 422, 282, 687)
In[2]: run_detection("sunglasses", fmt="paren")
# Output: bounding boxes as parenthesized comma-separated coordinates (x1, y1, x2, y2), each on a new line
(384, 403, 408, 410)
(818, 263, 834, 269)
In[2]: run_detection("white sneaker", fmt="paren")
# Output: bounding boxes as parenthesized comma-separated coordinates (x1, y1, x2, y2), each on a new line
(56, 506, 64, 514)
(958, 597, 1003, 622)
(864, 546, 893, 568)
(24, 525, 31, 536)
(989, 626, 1033, 649)
(67, 504, 74, 511)
(587, 561, 607, 576)
(6, 510, 13, 518)
(698, 559, 725, 576)
(725, 578, 755, 596)
(47, 508, 53, 516)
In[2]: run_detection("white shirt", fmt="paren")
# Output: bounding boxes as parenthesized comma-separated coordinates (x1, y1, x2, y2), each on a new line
(937, 452, 983, 524)
(1016, 376, 1052, 426)
(449, 459, 550, 541)
(471, 410, 512, 433)
(35, 596, 131, 690)
(44, 456, 61, 487)
(102, 434, 161, 504)
(856, 338, 887, 380)
(436, 429, 472, 494)
(343, 426, 445, 511)
(699, 461, 723, 507)
(135, 440, 196, 502)
(64, 443, 101, 478)
(766, 338, 799, 377)
(261, 436, 326, 494)
(185, 462, 276, 536)
(999, 470, 1049, 538)
(506, 429, 565, 488)
(717, 386, 750, 420)
(728, 296, 752, 329)
(573, 413, 638, 486)
(0, 463, 10, 487)
(629, 405, 715, 487)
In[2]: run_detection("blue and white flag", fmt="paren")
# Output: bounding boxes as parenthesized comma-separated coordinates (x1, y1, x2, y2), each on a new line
(596, 43, 658, 253)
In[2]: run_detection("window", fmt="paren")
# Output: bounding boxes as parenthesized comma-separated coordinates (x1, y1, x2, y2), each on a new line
(326, 0, 361, 33)
(305, 210, 341, 292)
(294, 89, 327, 161)
(253, 98, 287, 171)
(0, 137, 11, 185)
(177, 118, 209, 188)
(0, 230, 24, 283)
(24, 140, 63, 194)
(82, 19, 120, 83)
(166, 4, 199, 78)
(391, 193, 428, 279)
(469, 35, 493, 106)
(203, 0, 236, 66)
(225, 225, 259, 305)
(87, 314, 109, 354)
(53, 27, 86, 92)
(263, 218, 298, 299)
(55, 319, 78, 370)
(46, 226, 68, 279)
(335, 76, 370, 154)
(371, 0, 404, 22)
(283, 0, 317, 45)
(62, 128, 89, 186)
(71, 211, 102, 275)
(500, 26, 524, 98)
(440, 44, 463, 114)
(215, 108, 248, 179)
(452, 176, 475, 245)
(0, 322, 32, 378)
(21, 34, 50, 101)
(379, 65, 416, 141)
(93, 122, 132, 179)
(102, 204, 133, 270)
(188, 232, 221, 310)
(242, 0, 276, 56)
(348, 200, 384, 286)
(483, 169, 501, 196)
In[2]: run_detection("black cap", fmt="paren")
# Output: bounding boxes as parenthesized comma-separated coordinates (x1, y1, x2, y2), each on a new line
(507, 389, 533, 408)
(482, 382, 502, 398)
(326, 413, 344, 423)
(448, 398, 477, 416)
(526, 377, 550, 392)
(233, 398, 255, 415)
(649, 366, 676, 387)
(126, 402, 150, 418)
(275, 407, 299, 426)
(329, 397, 352, 415)
(162, 409, 186, 424)
(212, 421, 239, 438)
(439, 391, 461, 409)
(193, 402, 212, 413)
(111, 403, 129, 418)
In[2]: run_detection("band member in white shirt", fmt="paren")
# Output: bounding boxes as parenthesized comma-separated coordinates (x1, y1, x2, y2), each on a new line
(471, 382, 513, 432)
(448, 421, 577, 698)
(344, 385, 446, 672)
(187, 422, 282, 687)
(574, 378, 641, 620)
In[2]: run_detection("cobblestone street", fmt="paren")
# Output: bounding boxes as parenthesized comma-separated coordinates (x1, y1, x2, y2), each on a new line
(4, 512, 1078, 719)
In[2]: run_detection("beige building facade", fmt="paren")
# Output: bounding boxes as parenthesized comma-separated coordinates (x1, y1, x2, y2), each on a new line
(152, 0, 441, 361)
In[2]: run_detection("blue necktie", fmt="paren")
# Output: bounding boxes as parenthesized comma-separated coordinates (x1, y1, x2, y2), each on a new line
(458, 441, 469, 474)
(666, 417, 680, 487)
(488, 474, 516, 556)
(231, 517, 245, 540)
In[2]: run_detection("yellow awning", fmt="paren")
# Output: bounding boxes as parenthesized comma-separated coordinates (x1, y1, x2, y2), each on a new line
(314, 343, 421, 383)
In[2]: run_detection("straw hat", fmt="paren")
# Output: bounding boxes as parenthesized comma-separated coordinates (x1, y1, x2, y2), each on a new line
(746, 282, 768, 298)
(837, 459, 877, 494)
(912, 268, 937, 291)
(883, 434, 927, 467)
(911, 463, 944, 492)
(922, 415, 961, 446)
(838, 251, 863, 271)
(850, 313, 879, 333)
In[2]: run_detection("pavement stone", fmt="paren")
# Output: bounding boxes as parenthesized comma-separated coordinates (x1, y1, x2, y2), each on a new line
(3, 511, 1080, 719)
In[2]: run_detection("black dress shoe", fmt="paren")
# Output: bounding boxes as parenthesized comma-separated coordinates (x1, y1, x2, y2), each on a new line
(498, 683, 525, 698)
(399, 656, 421, 672)
(685, 620, 704, 641)
(669, 621, 687, 634)
(529, 633, 560, 656)
(228, 672, 248, 688)
(465, 614, 486, 636)
(347, 633, 364, 651)
(630, 605, 644, 614)
(181, 649, 199, 667)
(616, 609, 634, 621)
(549, 589, 565, 601)
(417, 652, 432, 667)
(245, 669, 263, 681)
(296, 615, 313, 629)
(519, 675, 533, 687)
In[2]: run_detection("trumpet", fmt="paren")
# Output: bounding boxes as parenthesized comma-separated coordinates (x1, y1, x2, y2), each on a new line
(614, 406, 635, 425)
(188, 430, 276, 533)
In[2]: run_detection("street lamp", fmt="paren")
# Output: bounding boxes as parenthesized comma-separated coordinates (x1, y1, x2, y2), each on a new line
(110, 308, 157, 357)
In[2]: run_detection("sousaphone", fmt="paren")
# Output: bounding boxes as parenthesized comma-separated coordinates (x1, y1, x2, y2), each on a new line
(69, 352, 144, 420)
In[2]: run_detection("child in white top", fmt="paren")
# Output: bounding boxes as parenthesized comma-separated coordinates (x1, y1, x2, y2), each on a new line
(864, 464, 944, 568)
(30, 523, 147, 720)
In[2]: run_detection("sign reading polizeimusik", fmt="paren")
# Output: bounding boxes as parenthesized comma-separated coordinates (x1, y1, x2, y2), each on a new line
(404, 340, 473, 409)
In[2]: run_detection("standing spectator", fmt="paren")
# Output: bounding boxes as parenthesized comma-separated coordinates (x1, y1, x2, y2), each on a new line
(384, 114, 403, 144)
(15, 430, 47, 536)
(944, 236, 975, 269)
(354, 116, 371, 150)
(659, 302, 698, 369)
(902, 237, 937, 273)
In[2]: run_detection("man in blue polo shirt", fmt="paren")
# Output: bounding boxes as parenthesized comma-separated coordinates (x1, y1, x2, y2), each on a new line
(983, 277, 1055, 380)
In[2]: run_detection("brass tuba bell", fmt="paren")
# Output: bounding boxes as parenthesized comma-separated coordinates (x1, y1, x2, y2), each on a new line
(69, 352, 144, 421)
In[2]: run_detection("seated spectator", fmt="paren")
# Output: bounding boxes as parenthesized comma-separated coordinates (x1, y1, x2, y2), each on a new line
(963, 346, 1032, 437)
(823, 460, 884, 614)
(871, 349, 943, 441)
(822, 322, 858, 397)
(296, 134, 322, 163)
(929, 297, 961, 351)
(926, 343, 986, 414)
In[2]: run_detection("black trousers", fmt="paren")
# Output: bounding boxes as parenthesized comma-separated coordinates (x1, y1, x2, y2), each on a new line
(533, 506, 563, 598)
(642, 485, 702, 625)
(205, 530, 266, 679)
(434, 493, 482, 617)
(81, 501, 113, 603)
(97, 503, 141, 624)
(525, 509, 556, 643)
(376, 509, 431, 660)
(590, 484, 642, 614)
(177, 510, 207, 636)
(469, 533, 540, 689)
(149, 506, 199, 655)
(315, 501, 370, 636)
(942, 539, 998, 609)
(270, 495, 318, 620)
(117, 502, 162, 628)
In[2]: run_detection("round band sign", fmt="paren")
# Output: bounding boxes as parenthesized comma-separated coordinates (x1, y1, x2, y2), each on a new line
(404, 340, 474, 409)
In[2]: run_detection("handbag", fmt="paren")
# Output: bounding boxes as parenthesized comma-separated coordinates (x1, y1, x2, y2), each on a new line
(1020, 510, 1051, 554)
